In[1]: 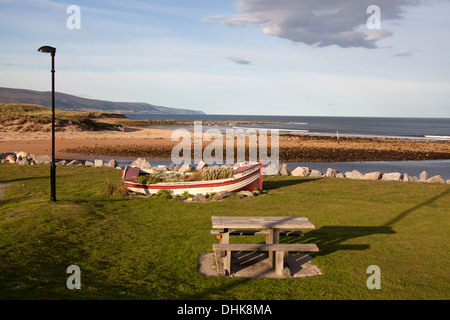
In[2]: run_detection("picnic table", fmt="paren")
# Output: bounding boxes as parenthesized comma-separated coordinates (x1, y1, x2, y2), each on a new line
(211, 216, 319, 277)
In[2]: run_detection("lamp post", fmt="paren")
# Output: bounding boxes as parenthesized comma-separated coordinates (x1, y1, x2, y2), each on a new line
(38, 45, 57, 202)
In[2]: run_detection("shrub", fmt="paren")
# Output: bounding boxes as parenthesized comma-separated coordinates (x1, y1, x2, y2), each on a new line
(180, 190, 193, 199)
(153, 189, 173, 199)
(102, 182, 129, 197)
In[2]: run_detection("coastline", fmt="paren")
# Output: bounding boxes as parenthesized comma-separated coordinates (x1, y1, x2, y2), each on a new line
(1, 124, 449, 163)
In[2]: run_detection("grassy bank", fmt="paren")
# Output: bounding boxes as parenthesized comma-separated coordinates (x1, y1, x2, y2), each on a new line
(0, 103, 124, 132)
(0, 164, 449, 299)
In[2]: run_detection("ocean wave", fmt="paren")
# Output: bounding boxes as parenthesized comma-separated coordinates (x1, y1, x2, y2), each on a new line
(424, 135, 450, 140)
(232, 126, 309, 133)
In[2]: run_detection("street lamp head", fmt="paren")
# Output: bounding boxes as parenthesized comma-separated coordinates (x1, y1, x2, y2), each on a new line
(38, 45, 56, 55)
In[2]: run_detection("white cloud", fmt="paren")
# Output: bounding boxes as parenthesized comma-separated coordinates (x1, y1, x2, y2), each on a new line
(210, 0, 432, 49)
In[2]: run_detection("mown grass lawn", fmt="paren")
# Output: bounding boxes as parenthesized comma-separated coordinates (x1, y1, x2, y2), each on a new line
(0, 164, 448, 300)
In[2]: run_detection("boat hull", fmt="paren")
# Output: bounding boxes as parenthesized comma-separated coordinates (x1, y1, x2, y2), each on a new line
(122, 161, 263, 196)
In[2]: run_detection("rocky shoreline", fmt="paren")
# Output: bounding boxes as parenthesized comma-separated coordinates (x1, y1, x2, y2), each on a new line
(2, 151, 449, 185)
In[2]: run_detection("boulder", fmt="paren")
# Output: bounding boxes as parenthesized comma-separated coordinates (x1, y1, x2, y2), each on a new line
(402, 173, 414, 182)
(58, 160, 68, 166)
(237, 190, 253, 197)
(263, 163, 280, 175)
(292, 166, 310, 177)
(193, 194, 207, 203)
(94, 159, 104, 167)
(426, 175, 446, 184)
(363, 172, 382, 180)
(130, 158, 151, 169)
(446, 180, 450, 184)
(418, 171, 429, 182)
(67, 160, 83, 166)
(5, 154, 16, 163)
(196, 160, 208, 171)
(279, 163, 292, 176)
(155, 165, 168, 171)
(336, 173, 345, 179)
(345, 170, 364, 180)
(381, 172, 403, 182)
(212, 191, 233, 200)
(84, 160, 95, 167)
(169, 163, 176, 171)
(34, 155, 52, 165)
(17, 158, 31, 165)
(326, 168, 340, 178)
(178, 163, 194, 173)
(16, 151, 28, 159)
(309, 170, 324, 178)
(106, 159, 118, 168)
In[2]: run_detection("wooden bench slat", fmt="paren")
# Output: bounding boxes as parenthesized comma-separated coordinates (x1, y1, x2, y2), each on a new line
(211, 216, 315, 229)
(213, 243, 319, 252)
(210, 229, 304, 236)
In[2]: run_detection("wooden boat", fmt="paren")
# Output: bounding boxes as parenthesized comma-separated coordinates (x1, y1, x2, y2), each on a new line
(122, 161, 263, 195)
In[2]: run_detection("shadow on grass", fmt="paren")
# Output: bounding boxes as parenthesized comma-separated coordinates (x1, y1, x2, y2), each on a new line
(263, 177, 320, 191)
(282, 225, 395, 257)
(186, 186, 450, 299)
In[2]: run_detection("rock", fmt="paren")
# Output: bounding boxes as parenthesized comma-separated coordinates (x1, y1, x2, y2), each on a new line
(446, 180, 450, 184)
(402, 173, 414, 182)
(326, 168, 340, 178)
(363, 172, 382, 180)
(58, 160, 68, 166)
(94, 159, 104, 167)
(381, 172, 403, 181)
(237, 190, 253, 197)
(5, 154, 16, 163)
(169, 163, 176, 171)
(418, 171, 429, 182)
(17, 158, 31, 165)
(196, 160, 208, 171)
(173, 165, 181, 172)
(309, 169, 324, 178)
(178, 163, 194, 173)
(16, 151, 28, 159)
(33, 155, 52, 165)
(130, 158, 151, 169)
(336, 173, 345, 179)
(212, 191, 233, 200)
(84, 160, 95, 167)
(292, 167, 310, 177)
(106, 159, 117, 168)
(67, 160, 83, 166)
(252, 190, 261, 196)
(279, 163, 292, 176)
(263, 163, 280, 175)
(426, 175, 446, 184)
(156, 165, 168, 171)
(345, 170, 364, 180)
(193, 194, 207, 202)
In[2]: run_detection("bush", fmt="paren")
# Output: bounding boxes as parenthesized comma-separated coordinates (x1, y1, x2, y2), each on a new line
(180, 190, 194, 199)
(153, 189, 173, 199)
(102, 182, 129, 197)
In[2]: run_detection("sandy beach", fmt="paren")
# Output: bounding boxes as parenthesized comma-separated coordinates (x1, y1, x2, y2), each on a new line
(1, 121, 449, 162)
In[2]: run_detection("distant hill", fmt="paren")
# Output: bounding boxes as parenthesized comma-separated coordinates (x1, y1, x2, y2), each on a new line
(0, 87, 205, 115)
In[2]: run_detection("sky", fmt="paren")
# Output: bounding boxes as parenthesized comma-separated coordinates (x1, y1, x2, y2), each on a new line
(0, 0, 449, 117)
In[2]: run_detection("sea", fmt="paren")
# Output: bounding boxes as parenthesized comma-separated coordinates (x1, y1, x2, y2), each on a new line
(119, 114, 450, 179)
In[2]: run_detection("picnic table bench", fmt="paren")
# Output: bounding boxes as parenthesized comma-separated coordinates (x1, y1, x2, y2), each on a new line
(211, 216, 319, 277)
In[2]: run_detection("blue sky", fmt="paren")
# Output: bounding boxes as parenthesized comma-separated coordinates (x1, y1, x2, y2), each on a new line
(0, 0, 449, 117)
